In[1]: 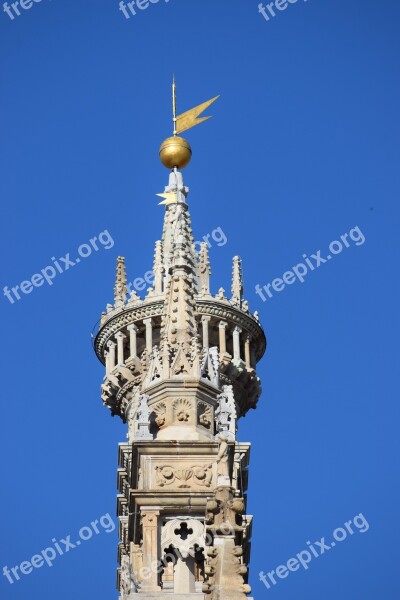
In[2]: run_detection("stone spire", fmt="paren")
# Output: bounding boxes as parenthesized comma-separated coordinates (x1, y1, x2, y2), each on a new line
(159, 170, 199, 354)
(94, 85, 267, 600)
(114, 256, 127, 308)
(231, 255, 244, 308)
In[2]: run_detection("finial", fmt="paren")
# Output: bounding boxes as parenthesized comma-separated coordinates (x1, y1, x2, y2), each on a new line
(217, 287, 226, 300)
(114, 256, 127, 308)
(198, 242, 211, 297)
(159, 80, 219, 170)
(231, 256, 244, 308)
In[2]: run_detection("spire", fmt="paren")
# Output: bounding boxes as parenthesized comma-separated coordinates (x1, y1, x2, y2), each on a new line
(231, 256, 244, 308)
(198, 242, 211, 297)
(159, 170, 199, 353)
(114, 256, 127, 308)
(94, 84, 266, 600)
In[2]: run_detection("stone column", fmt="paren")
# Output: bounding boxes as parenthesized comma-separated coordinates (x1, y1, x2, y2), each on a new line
(219, 321, 228, 356)
(130, 543, 143, 587)
(244, 335, 251, 369)
(250, 345, 257, 370)
(143, 318, 153, 354)
(232, 326, 242, 362)
(105, 350, 111, 376)
(174, 555, 196, 594)
(107, 340, 116, 371)
(128, 324, 139, 359)
(202, 316, 211, 349)
(116, 332, 126, 366)
(140, 510, 161, 592)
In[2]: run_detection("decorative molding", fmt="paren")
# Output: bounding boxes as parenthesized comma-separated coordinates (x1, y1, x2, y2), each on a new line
(94, 301, 164, 361)
(95, 298, 267, 364)
(155, 464, 213, 488)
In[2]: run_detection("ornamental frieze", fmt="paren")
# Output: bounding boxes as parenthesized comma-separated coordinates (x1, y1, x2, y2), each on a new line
(155, 464, 213, 489)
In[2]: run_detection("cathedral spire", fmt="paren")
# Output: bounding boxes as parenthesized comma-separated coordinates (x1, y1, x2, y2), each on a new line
(94, 83, 267, 600)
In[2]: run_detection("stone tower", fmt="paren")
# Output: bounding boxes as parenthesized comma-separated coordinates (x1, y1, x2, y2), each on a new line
(93, 91, 266, 600)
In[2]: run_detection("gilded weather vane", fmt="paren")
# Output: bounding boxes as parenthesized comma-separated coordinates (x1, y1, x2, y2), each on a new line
(157, 79, 219, 205)
(172, 76, 219, 137)
(159, 79, 219, 169)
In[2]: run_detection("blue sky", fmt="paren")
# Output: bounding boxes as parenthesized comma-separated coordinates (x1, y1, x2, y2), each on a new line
(1, 0, 399, 598)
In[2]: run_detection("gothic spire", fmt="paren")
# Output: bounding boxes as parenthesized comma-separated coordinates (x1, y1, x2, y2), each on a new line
(159, 170, 199, 353)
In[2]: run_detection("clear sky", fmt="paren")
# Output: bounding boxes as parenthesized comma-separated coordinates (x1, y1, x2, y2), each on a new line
(1, 0, 399, 598)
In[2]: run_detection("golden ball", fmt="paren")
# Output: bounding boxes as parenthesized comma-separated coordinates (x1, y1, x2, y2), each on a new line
(159, 136, 192, 169)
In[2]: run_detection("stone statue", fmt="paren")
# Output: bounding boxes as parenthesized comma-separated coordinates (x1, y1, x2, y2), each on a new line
(216, 433, 230, 485)
(215, 385, 237, 441)
(125, 393, 140, 443)
(135, 394, 152, 441)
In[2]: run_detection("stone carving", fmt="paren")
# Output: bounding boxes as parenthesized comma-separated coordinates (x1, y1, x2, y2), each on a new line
(127, 290, 141, 305)
(190, 335, 201, 372)
(114, 256, 128, 309)
(215, 385, 237, 441)
(161, 518, 205, 559)
(202, 540, 251, 599)
(231, 256, 243, 308)
(152, 401, 167, 427)
(140, 348, 148, 374)
(144, 346, 163, 386)
(119, 554, 138, 598)
(135, 394, 152, 440)
(197, 401, 213, 429)
(119, 516, 129, 552)
(155, 464, 213, 488)
(161, 518, 205, 595)
(202, 546, 218, 595)
(125, 393, 140, 443)
(216, 434, 230, 486)
(114, 365, 135, 383)
(170, 345, 192, 376)
(117, 379, 142, 413)
(200, 346, 220, 387)
(206, 487, 244, 533)
(172, 398, 192, 423)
